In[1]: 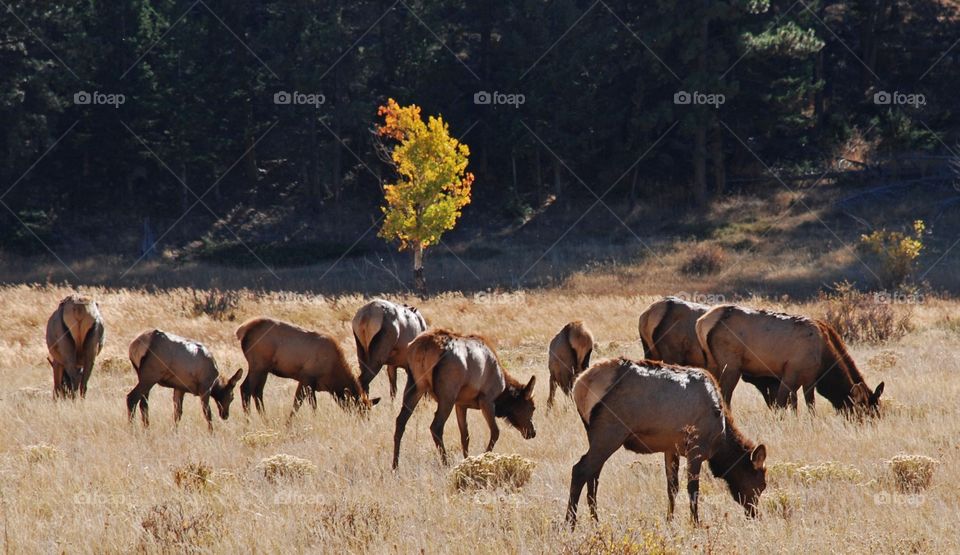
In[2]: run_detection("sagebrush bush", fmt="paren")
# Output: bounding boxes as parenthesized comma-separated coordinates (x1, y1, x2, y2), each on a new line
(22, 443, 61, 463)
(187, 288, 241, 321)
(819, 281, 912, 343)
(679, 243, 725, 276)
(141, 503, 222, 549)
(769, 461, 863, 484)
(257, 454, 317, 483)
(173, 461, 214, 491)
(240, 430, 281, 447)
(859, 220, 925, 288)
(888, 455, 938, 493)
(450, 452, 535, 492)
(569, 524, 674, 555)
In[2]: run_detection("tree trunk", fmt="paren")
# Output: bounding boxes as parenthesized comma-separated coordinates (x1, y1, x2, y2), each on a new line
(693, 124, 707, 207)
(412, 243, 426, 297)
(711, 125, 725, 196)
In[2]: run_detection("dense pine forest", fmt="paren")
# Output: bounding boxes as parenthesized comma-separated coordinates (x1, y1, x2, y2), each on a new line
(1, 0, 958, 269)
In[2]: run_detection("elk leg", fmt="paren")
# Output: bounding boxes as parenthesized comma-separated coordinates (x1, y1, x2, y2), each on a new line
(479, 400, 500, 452)
(139, 387, 151, 427)
(173, 389, 185, 424)
(687, 457, 704, 525)
(392, 377, 425, 469)
(201, 394, 213, 432)
(53, 364, 66, 399)
(429, 398, 455, 465)
(126, 383, 144, 423)
(291, 382, 309, 416)
(803, 383, 816, 411)
(774, 375, 798, 410)
(362, 326, 399, 394)
(387, 365, 398, 400)
(547, 375, 557, 407)
(716, 364, 742, 408)
(587, 475, 600, 521)
(665, 451, 680, 519)
(78, 322, 102, 398)
(455, 404, 470, 458)
(566, 408, 629, 528)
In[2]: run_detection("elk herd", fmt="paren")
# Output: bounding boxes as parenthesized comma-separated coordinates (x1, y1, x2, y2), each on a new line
(43, 293, 886, 526)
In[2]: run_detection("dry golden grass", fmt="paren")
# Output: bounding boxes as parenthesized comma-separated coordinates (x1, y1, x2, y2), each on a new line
(0, 282, 958, 553)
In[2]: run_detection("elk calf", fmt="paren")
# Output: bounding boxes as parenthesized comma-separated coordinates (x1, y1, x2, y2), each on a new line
(127, 329, 241, 430)
(638, 296, 780, 406)
(393, 329, 537, 469)
(696, 305, 884, 414)
(567, 358, 767, 526)
(46, 294, 105, 398)
(237, 317, 377, 417)
(353, 299, 427, 398)
(547, 321, 594, 406)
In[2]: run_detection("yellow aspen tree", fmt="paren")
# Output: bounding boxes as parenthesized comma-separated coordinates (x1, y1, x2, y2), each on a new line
(376, 98, 474, 294)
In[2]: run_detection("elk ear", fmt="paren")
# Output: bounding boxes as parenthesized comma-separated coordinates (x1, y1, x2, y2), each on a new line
(751, 444, 767, 469)
(849, 382, 870, 404)
(523, 376, 536, 399)
(227, 368, 243, 387)
(871, 381, 885, 403)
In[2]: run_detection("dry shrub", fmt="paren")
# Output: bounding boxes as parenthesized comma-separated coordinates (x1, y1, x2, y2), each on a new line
(819, 281, 912, 343)
(187, 288, 241, 321)
(257, 454, 317, 483)
(22, 443, 61, 463)
(679, 243, 725, 276)
(451, 452, 535, 492)
(311, 501, 390, 549)
(16, 387, 47, 400)
(141, 503, 222, 550)
(240, 429, 281, 447)
(97, 356, 129, 375)
(173, 461, 214, 491)
(867, 350, 899, 373)
(763, 489, 800, 520)
(888, 455, 938, 493)
(567, 524, 675, 555)
(769, 461, 863, 484)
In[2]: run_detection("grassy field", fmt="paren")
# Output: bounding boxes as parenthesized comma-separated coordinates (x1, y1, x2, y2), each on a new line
(0, 282, 957, 553)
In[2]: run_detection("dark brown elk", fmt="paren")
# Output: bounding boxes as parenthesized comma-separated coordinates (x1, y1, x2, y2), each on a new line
(392, 329, 536, 469)
(696, 305, 884, 415)
(638, 296, 780, 406)
(547, 321, 594, 406)
(127, 329, 242, 430)
(353, 299, 427, 398)
(46, 294, 105, 398)
(566, 358, 767, 527)
(237, 317, 377, 416)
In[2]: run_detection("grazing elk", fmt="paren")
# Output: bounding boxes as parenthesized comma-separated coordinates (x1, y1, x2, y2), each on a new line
(639, 297, 780, 406)
(566, 358, 767, 527)
(353, 299, 427, 399)
(392, 329, 537, 469)
(127, 329, 242, 430)
(548, 321, 594, 406)
(237, 317, 378, 417)
(46, 294, 105, 398)
(695, 305, 884, 414)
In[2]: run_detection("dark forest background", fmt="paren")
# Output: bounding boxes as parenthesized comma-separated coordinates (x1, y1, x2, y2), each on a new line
(1, 0, 958, 269)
